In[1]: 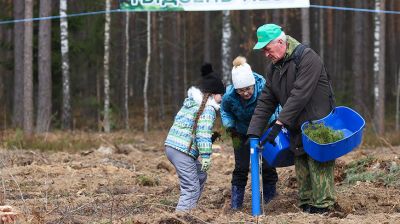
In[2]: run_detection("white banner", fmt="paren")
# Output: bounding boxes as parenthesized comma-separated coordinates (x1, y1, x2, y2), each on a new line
(120, 0, 310, 12)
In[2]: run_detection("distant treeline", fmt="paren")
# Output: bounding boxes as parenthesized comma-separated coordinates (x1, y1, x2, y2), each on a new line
(0, 0, 398, 134)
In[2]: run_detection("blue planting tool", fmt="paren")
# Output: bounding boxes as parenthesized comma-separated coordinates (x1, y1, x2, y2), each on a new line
(250, 137, 261, 216)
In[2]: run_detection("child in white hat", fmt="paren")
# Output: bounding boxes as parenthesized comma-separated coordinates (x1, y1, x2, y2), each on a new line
(221, 56, 281, 210)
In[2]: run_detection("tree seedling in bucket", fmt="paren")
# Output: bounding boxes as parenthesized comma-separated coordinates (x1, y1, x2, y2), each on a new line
(304, 123, 344, 144)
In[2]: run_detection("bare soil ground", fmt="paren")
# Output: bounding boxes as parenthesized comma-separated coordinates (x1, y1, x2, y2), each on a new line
(0, 131, 399, 224)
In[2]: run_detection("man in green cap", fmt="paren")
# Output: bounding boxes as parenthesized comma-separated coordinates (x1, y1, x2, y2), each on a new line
(247, 24, 336, 214)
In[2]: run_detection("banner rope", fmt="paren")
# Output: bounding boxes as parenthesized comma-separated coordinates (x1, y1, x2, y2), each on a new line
(0, 5, 399, 25)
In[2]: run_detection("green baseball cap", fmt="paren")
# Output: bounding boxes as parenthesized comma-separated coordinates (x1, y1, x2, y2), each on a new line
(253, 24, 282, 50)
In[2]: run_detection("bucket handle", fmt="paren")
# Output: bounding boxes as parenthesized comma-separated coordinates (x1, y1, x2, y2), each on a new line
(307, 107, 337, 127)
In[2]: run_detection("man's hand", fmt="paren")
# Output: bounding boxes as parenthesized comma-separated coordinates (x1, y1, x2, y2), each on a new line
(244, 135, 259, 148)
(201, 157, 211, 172)
(211, 131, 221, 143)
(261, 123, 283, 147)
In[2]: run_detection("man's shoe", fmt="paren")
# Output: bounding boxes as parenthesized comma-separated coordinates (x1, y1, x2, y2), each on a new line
(263, 184, 276, 204)
(309, 206, 330, 214)
(300, 204, 311, 213)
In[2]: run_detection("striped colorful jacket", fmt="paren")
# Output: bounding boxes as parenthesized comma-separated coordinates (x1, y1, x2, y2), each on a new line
(165, 87, 219, 159)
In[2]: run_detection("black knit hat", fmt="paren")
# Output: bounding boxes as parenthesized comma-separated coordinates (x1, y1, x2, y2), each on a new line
(201, 63, 213, 77)
(199, 63, 225, 95)
(200, 73, 225, 94)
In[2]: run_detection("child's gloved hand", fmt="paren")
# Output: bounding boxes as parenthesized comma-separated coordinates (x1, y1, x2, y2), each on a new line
(201, 157, 211, 172)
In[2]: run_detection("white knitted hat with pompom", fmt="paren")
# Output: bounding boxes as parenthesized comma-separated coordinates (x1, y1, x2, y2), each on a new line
(231, 56, 255, 89)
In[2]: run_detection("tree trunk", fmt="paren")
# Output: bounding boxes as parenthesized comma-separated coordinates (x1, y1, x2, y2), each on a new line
(12, 0, 24, 128)
(4, 28, 13, 130)
(283, 9, 288, 30)
(183, 16, 188, 95)
(396, 65, 400, 131)
(221, 10, 232, 85)
(103, 0, 111, 133)
(177, 13, 182, 99)
(373, 0, 385, 135)
(158, 14, 165, 121)
(188, 14, 195, 86)
(60, 0, 71, 130)
(36, 0, 52, 133)
(363, 1, 374, 111)
(0, 26, 3, 126)
(96, 60, 101, 131)
(23, 0, 33, 136)
(353, 1, 364, 114)
(203, 12, 210, 62)
(144, 12, 151, 134)
(123, 11, 130, 130)
(318, 1, 324, 61)
(301, 8, 310, 45)
(132, 14, 140, 101)
(272, 9, 281, 24)
(332, 4, 343, 93)
(388, 0, 398, 112)
(172, 13, 180, 112)
(327, 0, 334, 71)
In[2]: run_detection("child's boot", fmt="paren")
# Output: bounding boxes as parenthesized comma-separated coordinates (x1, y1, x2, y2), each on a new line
(231, 185, 245, 210)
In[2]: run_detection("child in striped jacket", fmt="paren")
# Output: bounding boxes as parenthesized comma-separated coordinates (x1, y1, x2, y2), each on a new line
(165, 63, 225, 212)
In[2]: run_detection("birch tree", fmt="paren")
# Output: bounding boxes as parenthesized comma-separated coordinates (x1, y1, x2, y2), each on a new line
(373, 0, 386, 135)
(221, 10, 231, 85)
(144, 12, 151, 134)
(23, 0, 33, 135)
(103, 0, 111, 133)
(13, 0, 24, 128)
(60, 0, 71, 130)
(36, 0, 52, 133)
(123, 11, 130, 130)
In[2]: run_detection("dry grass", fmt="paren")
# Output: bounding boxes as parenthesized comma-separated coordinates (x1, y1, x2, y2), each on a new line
(361, 126, 400, 148)
(0, 115, 398, 153)
(0, 130, 163, 152)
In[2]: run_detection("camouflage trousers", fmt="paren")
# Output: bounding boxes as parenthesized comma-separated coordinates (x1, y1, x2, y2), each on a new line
(294, 154, 336, 208)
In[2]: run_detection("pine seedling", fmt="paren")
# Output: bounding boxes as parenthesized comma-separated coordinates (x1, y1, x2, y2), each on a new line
(304, 123, 344, 144)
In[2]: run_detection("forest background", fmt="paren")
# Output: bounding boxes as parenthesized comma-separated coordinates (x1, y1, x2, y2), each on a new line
(0, 0, 399, 148)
